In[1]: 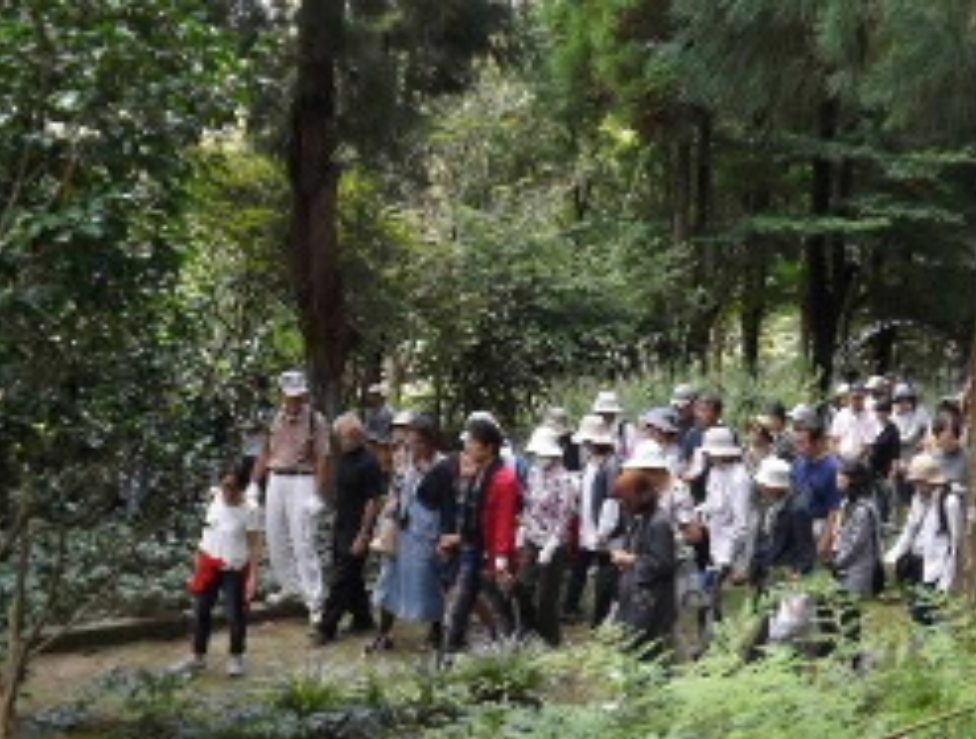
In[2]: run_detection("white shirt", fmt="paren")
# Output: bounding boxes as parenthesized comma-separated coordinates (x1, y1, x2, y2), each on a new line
(701, 463, 754, 569)
(830, 407, 881, 460)
(579, 461, 601, 551)
(885, 489, 963, 591)
(199, 489, 262, 570)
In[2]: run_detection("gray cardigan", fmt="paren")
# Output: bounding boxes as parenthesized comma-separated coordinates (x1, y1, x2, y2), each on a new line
(833, 500, 880, 598)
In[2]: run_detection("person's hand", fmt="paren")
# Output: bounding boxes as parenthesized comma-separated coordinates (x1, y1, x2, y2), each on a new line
(494, 568, 515, 594)
(611, 550, 636, 570)
(245, 482, 261, 508)
(245, 568, 259, 602)
(539, 541, 557, 566)
(438, 534, 461, 558)
(352, 534, 369, 557)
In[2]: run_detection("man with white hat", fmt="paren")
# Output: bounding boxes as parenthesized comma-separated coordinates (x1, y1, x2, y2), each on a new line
(517, 426, 580, 645)
(561, 414, 620, 626)
(829, 383, 881, 461)
(592, 390, 637, 461)
(249, 371, 330, 623)
(364, 382, 395, 445)
(751, 457, 816, 588)
(698, 427, 754, 583)
(670, 384, 699, 443)
(679, 393, 727, 503)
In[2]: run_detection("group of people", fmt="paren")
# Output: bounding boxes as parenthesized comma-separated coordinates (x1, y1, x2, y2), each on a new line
(177, 371, 971, 676)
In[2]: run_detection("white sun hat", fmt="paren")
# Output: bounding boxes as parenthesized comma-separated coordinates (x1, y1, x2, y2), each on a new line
(592, 390, 624, 415)
(701, 427, 741, 458)
(755, 457, 792, 490)
(865, 375, 886, 392)
(543, 407, 573, 437)
(572, 414, 615, 446)
(368, 382, 389, 397)
(623, 445, 671, 471)
(526, 425, 564, 458)
(279, 370, 309, 398)
(392, 410, 414, 428)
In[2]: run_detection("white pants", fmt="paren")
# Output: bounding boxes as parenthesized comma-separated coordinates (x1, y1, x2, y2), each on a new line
(266, 473, 325, 610)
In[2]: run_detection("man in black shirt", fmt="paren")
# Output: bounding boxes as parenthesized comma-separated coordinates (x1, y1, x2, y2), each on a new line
(869, 398, 900, 524)
(316, 413, 383, 643)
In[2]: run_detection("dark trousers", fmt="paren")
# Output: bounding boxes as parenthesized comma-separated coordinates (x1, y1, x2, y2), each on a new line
(320, 544, 373, 636)
(516, 544, 567, 646)
(444, 547, 515, 649)
(562, 549, 616, 628)
(193, 569, 247, 656)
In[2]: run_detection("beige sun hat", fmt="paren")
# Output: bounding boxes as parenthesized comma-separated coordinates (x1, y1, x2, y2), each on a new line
(623, 445, 670, 471)
(526, 425, 564, 458)
(392, 410, 414, 428)
(701, 427, 741, 458)
(906, 454, 947, 485)
(755, 457, 792, 490)
(572, 414, 614, 446)
(543, 407, 573, 437)
(592, 390, 624, 415)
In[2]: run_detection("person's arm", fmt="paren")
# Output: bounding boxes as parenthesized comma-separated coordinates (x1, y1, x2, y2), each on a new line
(833, 506, 870, 572)
(351, 457, 383, 556)
(938, 493, 964, 592)
(885, 497, 922, 564)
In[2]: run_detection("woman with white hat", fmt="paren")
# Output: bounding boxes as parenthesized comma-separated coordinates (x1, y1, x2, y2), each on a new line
(885, 454, 963, 622)
(698, 426, 755, 619)
(515, 426, 580, 645)
(592, 390, 637, 461)
(561, 415, 621, 627)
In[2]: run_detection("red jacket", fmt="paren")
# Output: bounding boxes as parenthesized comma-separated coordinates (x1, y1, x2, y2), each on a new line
(481, 464, 522, 572)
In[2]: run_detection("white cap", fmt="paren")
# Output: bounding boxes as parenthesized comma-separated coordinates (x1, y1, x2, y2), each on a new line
(701, 427, 741, 458)
(526, 426, 564, 458)
(572, 414, 614, 445)
(670, 384, 698, 408)
(368, 382, 388, 397)
(460, 410, 502, 442)
(279, 370, 309, 398)
(755, 457, 792, 490)
(592, 390, 624, 415)
(623, 445, 671, 471)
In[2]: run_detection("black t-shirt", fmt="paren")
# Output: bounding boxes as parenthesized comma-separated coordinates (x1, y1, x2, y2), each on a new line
(334, 446, 383, 536)
(871, 421, 901, 478)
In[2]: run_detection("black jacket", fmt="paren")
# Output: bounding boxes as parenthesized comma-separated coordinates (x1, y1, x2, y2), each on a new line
(616, 508, 677, 639)
(752, 493, 817, 582)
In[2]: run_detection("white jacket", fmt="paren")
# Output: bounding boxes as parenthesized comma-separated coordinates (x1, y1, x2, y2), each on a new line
(885, 488, 963, 592)
(701, 463, 754, 569)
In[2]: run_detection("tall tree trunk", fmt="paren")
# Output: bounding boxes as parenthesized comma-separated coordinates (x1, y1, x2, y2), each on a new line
(803, 99, 839, 391)
(740, 187, 772, 376)
(0, 524, 31, 738)
(287, 0, 348, 417)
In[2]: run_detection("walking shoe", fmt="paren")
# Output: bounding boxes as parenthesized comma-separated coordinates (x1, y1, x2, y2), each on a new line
(226, 655, 245, 678)
(363, 634, 394, 655)
(308, 607, 324, 627)
(265, 590, 297, 607)
(170, 655, 206, 675)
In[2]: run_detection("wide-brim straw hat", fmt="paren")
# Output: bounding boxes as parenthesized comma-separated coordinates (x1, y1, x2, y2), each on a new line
(755, 457, 792, 489)
(701, 427, 741, 457)
(592, 390, 624, 415)
(623, 445, 671, 471)
(906, 454, 947, 485)
(573, 414, 615, 446)
(526, 425, 564, 458)
(543, 407, 573, 437)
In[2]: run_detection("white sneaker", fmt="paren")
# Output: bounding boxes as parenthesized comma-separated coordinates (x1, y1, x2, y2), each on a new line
(226, 655, 245, 678)
(309, 607, 324, 627)
(170, 655, 206, 675)
(266, 590, 296, 607)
